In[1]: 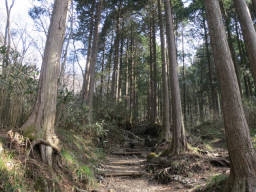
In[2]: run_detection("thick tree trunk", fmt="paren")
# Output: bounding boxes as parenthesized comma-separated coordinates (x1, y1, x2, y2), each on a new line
(204, 0, 256, 191)
(157, 0, 171, 140)
(21, 0, 70, 166)
(87, 0, 103, 123)
(164, 0, 187, 154)
(234, 0, 256, 85)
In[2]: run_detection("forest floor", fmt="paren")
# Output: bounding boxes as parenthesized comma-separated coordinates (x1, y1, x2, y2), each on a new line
(93, 135, 229, 192)
(0, 121, 233, 192)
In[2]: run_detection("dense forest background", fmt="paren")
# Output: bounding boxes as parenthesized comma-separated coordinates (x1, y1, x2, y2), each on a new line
(0, 0, 256, 191)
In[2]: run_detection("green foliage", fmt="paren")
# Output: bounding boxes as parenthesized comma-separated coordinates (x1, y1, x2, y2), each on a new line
(0, 61, 38, 128)
(75, 165, 95, 186)
(56, 90, 88, 130)
(0, 151, 29, 192)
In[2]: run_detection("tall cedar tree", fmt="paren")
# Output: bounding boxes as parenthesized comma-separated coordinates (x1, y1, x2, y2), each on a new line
(164, 0, 187, 154)
(157, 0, 171, 140)
(204, 0, 256, 191)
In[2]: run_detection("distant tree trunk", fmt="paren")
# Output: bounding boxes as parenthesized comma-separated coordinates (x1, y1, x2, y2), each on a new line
(111, 14, 120, 101)
(21, 0, 70, 166)
(59, 32, 71, 87)
(149, 17, 154, 122)
(234, 0, 256, 85)
(125, 39, 130, 118)
(204, 0, 256, 191)
(202, 15, 219, 119)
(164, 0, 187, 154)
(118, 24, 124, 101)
(3, 0, 15, 70)
(152, 6, 158, 123)
(181, 23, 186, 123)
(106, 32, 114, 96)
(87, 0, 103, 123)
(157, 0, 171, 140)
(219, 0, 242, 94)
(81, 1, 95, 102)
(130, 24, 135, 123)
(100, 41, 105, 100)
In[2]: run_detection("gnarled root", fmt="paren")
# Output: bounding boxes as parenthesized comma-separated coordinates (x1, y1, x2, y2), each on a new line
(26, 139, 60, 167)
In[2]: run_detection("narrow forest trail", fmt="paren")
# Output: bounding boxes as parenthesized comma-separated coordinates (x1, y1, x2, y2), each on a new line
(94, 146, 175, 192)
(92, 136, 230, 192)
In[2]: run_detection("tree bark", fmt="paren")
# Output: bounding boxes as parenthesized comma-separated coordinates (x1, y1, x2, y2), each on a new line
(152, 5, 158, 123)
(87, 0, 103, 123)
(100, 41, 105, 100)
(111, 14, 120, 101)
(81, 1, 95, 102)
(21, 0, 70, 166)
(164, 0, 187, 154)
(204, 0, 256, 191)
(219, 0, 242, 94)
(157, 0, 171, 140)
(233, 0, 256, 86)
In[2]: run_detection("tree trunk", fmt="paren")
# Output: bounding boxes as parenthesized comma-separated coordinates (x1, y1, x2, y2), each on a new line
(149, 16, 154, 122)
(234, 0, 256, 86)
(157, 0, 171, 140)
(117, 20, 124, 102)
(129, 24, 135, 124)
(100, 41, 105, 100)
(106, 32, 114, 97)
(152, 6, 158, 123)
(204, 0, 256, 191)
(219, 0, 242, 94)
(111, 8, 121, 101)
(164, 0, 187, 154)
(81, 1, 95, 102)
(21, 0, 70, 166)
(87, 0, 103, 123)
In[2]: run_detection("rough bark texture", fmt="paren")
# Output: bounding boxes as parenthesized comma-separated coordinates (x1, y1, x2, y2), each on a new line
(204, 0, 256, 191)
(157, 0, 171, 140)
(164, 0, 187, 154)
(234, 0, 256, 85)
(21, 0, 70, 166)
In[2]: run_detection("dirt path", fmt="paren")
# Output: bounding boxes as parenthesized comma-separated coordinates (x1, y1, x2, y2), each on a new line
(92, 144, 229, 192)
(94, 146, 177, 192)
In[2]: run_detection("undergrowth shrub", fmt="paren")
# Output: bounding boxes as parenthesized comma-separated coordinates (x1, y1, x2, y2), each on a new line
(0, 63, 38, 129)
